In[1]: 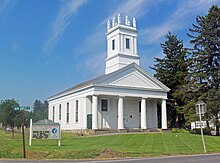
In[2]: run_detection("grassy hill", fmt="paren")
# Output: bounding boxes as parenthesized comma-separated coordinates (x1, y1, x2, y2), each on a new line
(0, 129, 220, 159)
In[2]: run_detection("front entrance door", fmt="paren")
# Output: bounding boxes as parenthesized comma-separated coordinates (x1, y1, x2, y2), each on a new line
(87, 114, 92, 129)
(123, 114, 129, 129)
(102, 114, 107, 129)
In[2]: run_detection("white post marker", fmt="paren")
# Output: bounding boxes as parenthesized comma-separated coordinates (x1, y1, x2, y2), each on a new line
(196, 101, 207, 153)
(58, 125, 61, 146)
(29, 119, 32, 146)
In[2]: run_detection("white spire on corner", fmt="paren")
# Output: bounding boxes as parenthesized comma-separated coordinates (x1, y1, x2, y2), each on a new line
(125, 16, 129, 25)
(107, 20, 110, 31)
(133, 18, 136, 28)
(112, 17, 115, 27)
(118, 14, 121, 25)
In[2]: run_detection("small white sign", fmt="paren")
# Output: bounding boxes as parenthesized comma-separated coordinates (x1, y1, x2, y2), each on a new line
(51, 127, 60, 139)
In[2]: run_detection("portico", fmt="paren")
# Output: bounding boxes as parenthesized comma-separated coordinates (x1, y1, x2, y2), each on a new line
(89, 93, 167, 130)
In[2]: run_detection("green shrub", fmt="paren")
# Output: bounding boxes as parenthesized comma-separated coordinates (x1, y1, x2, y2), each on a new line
(171, 128, 189, 133)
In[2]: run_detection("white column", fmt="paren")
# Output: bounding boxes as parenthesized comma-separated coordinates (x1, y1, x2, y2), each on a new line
(121, 35, 124, 53)
(92, 95, 98, 129)
(119, 34, 121, 52)
(134, 37, 137, 55)
(118, 96, 124, 129)
(141, 98, 147, 129)
(162, 99, 167, 129)
(29, 119, 32, 146)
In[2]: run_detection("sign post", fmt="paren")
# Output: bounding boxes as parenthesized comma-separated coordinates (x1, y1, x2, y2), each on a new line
(29, 119, 32, 146)
(195, 101, 207, 153)
(14, 106, 30, 159)
(21, 110, 26, 159)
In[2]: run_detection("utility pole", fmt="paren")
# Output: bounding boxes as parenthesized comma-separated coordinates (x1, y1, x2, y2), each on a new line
(22, 110, 26, 158)
(14, 106, 30, 159)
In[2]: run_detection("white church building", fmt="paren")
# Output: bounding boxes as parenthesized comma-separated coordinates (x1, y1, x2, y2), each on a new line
(48, 15, 170, 132)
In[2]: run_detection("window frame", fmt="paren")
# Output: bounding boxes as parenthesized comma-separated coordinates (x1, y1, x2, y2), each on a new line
(101, 99, 109, 112)
(139, 101, 141, 113)
(52, 106, 55, 121)
(126, 38, 130, 49)
(59, 104, 61, 120)
(66, 102, 69, 123)
(75, 100, 79, 123)
(112, 39, 115, 50)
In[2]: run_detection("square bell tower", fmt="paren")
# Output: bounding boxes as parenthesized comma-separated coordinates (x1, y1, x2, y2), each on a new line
(105, 14, 140, 74)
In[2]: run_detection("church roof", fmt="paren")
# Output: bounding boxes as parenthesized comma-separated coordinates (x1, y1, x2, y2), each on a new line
(48, 63, 170, 101)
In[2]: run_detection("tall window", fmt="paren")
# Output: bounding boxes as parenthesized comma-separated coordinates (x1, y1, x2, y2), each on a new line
(59, 104, 61, 120)
(126, 38, 130, 49)
(112, 39, 115, 50)
(66, 102, 69, 123)
(139, 101, 141, 112)
(101, 99, 108, 111)
(75, 100, 79, 123)
(52, 106, 55, 121)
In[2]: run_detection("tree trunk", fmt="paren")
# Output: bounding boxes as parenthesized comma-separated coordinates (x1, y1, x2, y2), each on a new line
(12, 128, 14, 138)
(216, 124, 219, 136)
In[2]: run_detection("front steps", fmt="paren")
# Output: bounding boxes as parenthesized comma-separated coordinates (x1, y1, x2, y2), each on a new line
(93, 128, 160, 135)
(68, 128, 161, 136)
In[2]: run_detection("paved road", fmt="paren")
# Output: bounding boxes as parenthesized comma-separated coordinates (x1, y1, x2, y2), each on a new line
(1, 154, 220, 163)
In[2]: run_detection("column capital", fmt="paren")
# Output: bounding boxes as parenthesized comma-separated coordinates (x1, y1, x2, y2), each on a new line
(92, 94, 99, 97)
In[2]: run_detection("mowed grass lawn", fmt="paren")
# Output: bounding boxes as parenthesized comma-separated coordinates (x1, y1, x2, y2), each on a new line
(0, 129, 220, 159)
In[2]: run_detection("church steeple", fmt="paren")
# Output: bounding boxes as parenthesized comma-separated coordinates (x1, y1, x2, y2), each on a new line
(105, 14, 140, 74)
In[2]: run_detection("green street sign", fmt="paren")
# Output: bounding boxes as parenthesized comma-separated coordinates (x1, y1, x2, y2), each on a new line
(14, 107, 20, 111)
(21, 106, 30, 110)
(14, 106, 30, 111)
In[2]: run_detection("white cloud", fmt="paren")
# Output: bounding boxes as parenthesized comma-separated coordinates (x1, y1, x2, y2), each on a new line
(140, 0, 219, 45)
(44, 0, 87, 53)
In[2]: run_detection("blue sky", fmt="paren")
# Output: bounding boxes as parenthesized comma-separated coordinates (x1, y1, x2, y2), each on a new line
(0, 0, 219, 106)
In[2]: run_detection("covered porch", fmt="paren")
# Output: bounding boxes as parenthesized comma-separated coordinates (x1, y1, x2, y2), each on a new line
(86, 95, 167, 131)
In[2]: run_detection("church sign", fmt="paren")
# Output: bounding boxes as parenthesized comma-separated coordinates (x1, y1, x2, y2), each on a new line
(30, 119, 61, 146)
(32, 124, 60, 139)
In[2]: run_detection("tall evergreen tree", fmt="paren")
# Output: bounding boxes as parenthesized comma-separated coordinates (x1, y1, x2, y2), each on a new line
(188, 5, 220, 129)
(188, 5, 220, 91)
(151, 32, 189, 128)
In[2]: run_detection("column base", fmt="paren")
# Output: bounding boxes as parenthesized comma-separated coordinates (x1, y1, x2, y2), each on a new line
(141, 129, 149, 132)
(161, 128, 171, 132)
(118, 129, 127, 133)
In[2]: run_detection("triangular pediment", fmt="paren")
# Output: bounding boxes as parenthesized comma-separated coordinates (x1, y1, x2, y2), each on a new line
(96, 64, 169, 91)
(111, 72, 161, 89)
